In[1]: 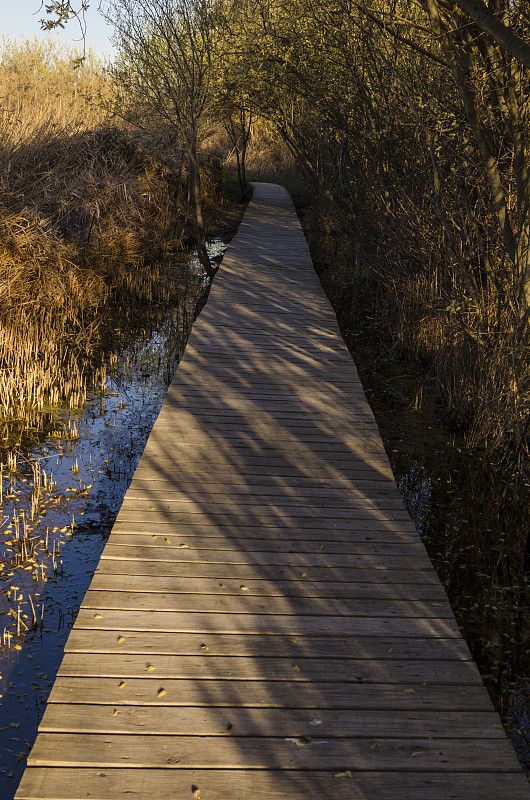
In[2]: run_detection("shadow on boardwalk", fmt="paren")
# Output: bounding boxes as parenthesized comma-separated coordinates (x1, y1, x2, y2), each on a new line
(15, 185, 529, 800)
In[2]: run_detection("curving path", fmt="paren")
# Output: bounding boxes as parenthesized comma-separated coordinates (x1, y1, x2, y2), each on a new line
(15, 183, 530, 799)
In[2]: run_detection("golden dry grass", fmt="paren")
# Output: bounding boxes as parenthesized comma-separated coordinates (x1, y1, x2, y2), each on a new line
(0, 38, 198, 424)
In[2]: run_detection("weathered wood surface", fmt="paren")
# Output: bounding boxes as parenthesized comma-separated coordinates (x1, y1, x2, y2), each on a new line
(16, 183, 529, 799)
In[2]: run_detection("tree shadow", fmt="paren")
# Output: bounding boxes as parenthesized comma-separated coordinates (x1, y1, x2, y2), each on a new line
(15, 184, 527, 800)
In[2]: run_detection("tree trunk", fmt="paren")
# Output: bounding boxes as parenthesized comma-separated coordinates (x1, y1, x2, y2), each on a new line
(191, 153, 214, 280)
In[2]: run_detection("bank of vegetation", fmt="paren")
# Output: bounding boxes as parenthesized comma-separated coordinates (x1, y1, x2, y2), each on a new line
(0, 35, 230, 433)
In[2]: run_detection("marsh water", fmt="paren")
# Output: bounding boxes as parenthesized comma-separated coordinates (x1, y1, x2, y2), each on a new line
(1, 242, 530, 796)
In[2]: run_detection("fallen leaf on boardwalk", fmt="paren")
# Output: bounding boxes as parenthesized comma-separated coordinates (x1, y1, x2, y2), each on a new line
(94, 614, 103, 620)
(370, 743, 379, 750)
(119, 681, 126, 688)
(411, 751, 423, 757)
(179, 544, 189, 548)
(239, 585, 249, 591)
(147, 664, 156, 672)
(404, 688, 415, 693)
(335, 770, 352, 778)
(157, 688, 166, 697)
(113, 709, 119, 716)
(117, 636, 125, 643)
(387, 648, 393, 655)
(285, 736, 312, 746)
(165, 538, 171, 544)
(292, 665, 300, 672)
(191, 786, 201, 798)
(301, 572, 307, 578)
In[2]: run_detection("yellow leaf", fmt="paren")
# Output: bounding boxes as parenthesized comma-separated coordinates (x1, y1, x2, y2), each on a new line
(119, 681, 126, 688)
(94, 614, 103, 620)
(411, 751, 423, 758)
(370, 743, 379, 750)
(157, 688, 166, 697)
(147, 664, 156, 672)
(117, 636, 125, 643)
(335, 770, 352, 778)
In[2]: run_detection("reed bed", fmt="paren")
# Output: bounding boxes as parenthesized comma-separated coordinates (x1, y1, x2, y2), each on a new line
(0, 37, 211, 426)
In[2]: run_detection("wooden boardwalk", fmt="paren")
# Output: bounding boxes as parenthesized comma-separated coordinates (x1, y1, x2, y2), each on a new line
(16, 183, 529, 799)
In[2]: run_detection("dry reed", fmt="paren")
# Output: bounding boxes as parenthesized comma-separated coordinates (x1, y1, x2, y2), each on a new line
(0, 37, 204, 425)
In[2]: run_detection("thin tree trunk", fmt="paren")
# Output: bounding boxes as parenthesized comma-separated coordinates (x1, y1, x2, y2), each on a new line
(190, 141, 214, 279)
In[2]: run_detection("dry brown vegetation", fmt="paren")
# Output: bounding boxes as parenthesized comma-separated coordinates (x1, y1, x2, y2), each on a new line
(0, 37, 223, 427)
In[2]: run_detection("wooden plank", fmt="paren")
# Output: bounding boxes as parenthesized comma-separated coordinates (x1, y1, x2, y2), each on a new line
(16, 768, 530, 800)
(112, 512, 417, 532)
(82, 591, 453, 618)
(123, 482, 402, 501)
(143, 433, 386, 449)
(104, 536, 423, 556)
(100, 545, 431, 570)
(110, 521, 418, 542)
(63, 631, 473, 660)
(71, 609, 462, 637)
(26, 733, 522, 771)
(48, 678, 491, 709)
(56, 652, 477, 683)
(115, 503, 412, 520)
(129, 470, 395, 486)
(100, 546, 432, 570)
(38, 705, 504, 738)
(94, 561, 440, 583)
(131, 459, 395, 479)
(87, 574, 446, 600)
